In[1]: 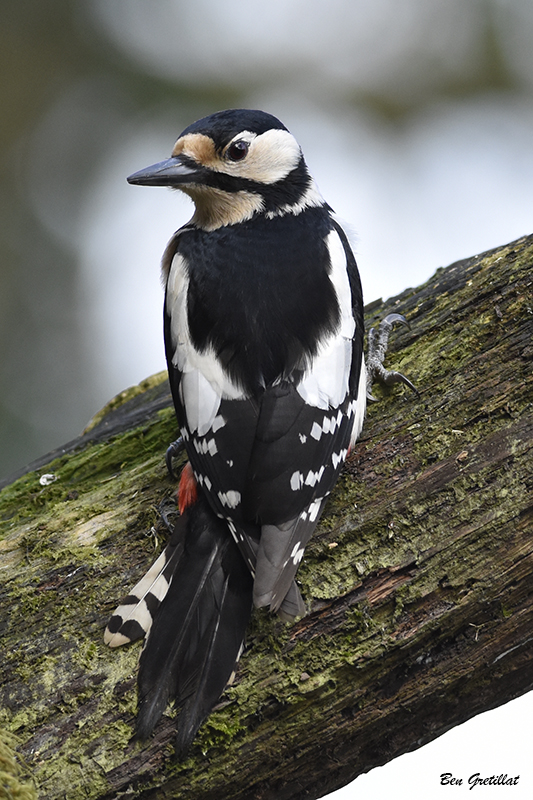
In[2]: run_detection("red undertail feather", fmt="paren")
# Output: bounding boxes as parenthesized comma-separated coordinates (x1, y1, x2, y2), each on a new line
(178, 462, 198, 514)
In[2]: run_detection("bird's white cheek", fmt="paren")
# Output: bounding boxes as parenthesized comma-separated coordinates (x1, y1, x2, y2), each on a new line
(232, 129, 302, 184)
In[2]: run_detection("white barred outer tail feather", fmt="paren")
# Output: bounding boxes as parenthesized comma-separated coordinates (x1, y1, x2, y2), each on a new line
(104, 517, 187, 647)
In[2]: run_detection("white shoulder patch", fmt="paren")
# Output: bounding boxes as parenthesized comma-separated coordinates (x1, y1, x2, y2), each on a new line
(166, 252, 246, 435)
(325, 229, 356, 340)
(350, 358, 367, 447)
(296, 228, 355, 409)
(331, 214, 359, 258)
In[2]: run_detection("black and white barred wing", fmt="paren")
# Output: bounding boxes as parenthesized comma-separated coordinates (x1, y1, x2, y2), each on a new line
(247, 384, 363, 612)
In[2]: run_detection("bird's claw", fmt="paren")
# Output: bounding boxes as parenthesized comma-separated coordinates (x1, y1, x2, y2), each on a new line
(165, 437, 185, 480)
(366, 313, 418, 401)
(158, 498, 179, 531)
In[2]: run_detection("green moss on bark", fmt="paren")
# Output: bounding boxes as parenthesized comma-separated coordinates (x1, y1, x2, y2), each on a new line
(0, 234, 532, 799)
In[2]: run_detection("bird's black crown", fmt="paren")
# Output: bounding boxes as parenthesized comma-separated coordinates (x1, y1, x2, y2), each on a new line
(179, 109, 289, 151)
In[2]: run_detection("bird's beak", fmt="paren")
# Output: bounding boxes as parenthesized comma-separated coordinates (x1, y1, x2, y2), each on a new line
(127, 157, 198, 187)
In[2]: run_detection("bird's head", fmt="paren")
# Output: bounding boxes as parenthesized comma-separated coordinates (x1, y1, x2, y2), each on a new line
(127, 109, 323, 230)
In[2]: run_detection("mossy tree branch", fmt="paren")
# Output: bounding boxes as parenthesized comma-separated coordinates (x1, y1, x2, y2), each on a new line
(1, 234, 532, 800)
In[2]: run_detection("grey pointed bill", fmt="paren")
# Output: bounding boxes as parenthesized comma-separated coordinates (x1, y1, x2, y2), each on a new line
(127, 157, 198, 186)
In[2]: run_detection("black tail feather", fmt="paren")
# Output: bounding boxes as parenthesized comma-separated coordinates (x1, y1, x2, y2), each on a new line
(136, 495, 253, 754)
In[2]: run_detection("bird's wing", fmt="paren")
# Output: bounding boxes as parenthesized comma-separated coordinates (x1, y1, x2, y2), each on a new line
(248, 365, 366, 612)
(247, 223, 366, 609)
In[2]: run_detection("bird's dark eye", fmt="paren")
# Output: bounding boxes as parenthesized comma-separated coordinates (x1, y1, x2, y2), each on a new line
(226, 140, 249, 162)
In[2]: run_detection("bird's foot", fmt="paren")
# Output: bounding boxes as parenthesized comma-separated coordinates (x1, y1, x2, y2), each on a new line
(366, 313, 418, 401)
(165, 436, 185, 480)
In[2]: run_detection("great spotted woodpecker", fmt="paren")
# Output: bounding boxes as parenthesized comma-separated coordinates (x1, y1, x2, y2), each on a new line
(104, 109, 410, 755)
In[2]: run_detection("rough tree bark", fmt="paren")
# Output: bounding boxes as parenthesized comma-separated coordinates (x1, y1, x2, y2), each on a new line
(0, 234, 532, 800)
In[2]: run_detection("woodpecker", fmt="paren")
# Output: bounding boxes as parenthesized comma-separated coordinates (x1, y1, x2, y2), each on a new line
(104, 109, 408, 755)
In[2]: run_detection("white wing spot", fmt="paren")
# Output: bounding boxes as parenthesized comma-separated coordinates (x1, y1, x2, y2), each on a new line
(304, 466, 325, 487)
(193, 437, 218, 456)
(290, 471, 304, 491)
(332, 449, 348, 470)
(298, 497, 323, 524)
(322, 409, 344, 435)
(322, 415, 334, 435)
(310, 421, 322, 441)
(292, 547, 305, 566)
(308, 498, 322, 522)
(194, 472, 212, 492)
(218, 490, 241, 509)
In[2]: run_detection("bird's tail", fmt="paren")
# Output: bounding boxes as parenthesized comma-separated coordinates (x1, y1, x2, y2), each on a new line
(104, 494, 253, 756)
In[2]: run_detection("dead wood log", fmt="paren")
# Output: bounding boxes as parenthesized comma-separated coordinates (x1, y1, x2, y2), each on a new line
(0, 233, 532, 800)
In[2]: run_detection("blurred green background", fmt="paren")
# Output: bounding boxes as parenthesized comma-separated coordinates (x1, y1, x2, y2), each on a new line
(2, 0, 533, 482)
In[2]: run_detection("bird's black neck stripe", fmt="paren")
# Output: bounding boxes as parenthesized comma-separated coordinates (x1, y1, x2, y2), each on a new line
(180, 156, 314, 214)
